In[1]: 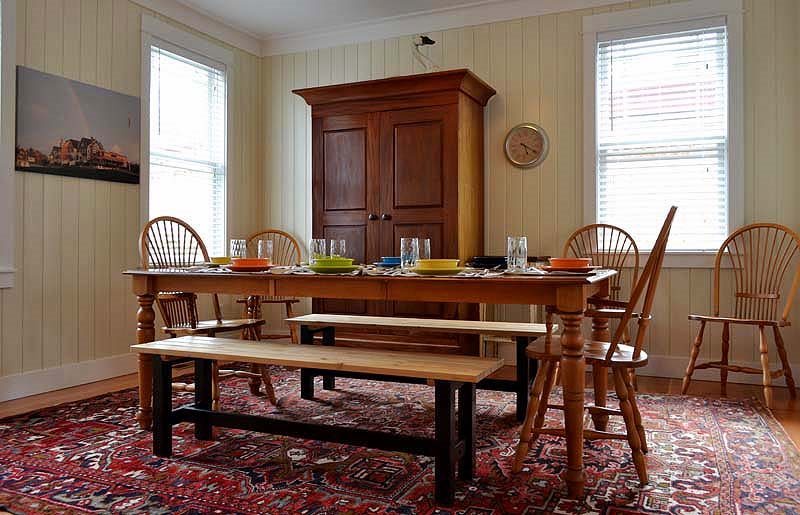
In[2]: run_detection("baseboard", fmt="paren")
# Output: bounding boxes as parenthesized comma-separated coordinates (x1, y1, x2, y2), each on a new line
(0, 353, 138, 402)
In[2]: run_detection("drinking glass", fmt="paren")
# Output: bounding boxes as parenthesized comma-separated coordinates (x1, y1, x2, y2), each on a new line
(419, 238, 431, 260)
(309, 238, 326, 264)
(329, 239, 346, 257)
(506, 236, 528, 272)
(400, 237, 419, 271)
(257, 239, 273, 262)
(230, 239, 247, 259)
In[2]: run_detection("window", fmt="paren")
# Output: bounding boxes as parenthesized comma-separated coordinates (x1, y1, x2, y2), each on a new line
(584, 0, 743, 256)
(142, 16, 231, 257)
(0, 0, 17, 288)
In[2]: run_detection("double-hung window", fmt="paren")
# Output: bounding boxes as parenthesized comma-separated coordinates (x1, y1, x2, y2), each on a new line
(142, 16, 230, 257)
(583, 0, 743, 256)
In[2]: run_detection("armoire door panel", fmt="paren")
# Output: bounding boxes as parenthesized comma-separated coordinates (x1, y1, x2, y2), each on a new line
(318, 224, 368, 314)
(323, 128, 367, 211)
(392, 120, 443, 209)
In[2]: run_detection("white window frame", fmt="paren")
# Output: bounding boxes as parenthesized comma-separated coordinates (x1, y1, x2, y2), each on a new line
(0, 0, 16, 288)
(582, 0, 743, 268)
(140, 14, 233, 245)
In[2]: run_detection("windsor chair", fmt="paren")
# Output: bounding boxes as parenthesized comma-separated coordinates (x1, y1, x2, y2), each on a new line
(513, 207, 676, 485)
(140, 216, 276, 405)
(236, 229, 302, 344)
(682, 223, 800, 408)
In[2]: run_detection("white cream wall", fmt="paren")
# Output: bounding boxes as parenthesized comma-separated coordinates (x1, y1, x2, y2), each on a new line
(260, 0, 800, 380)
(0, 0, 263, 391)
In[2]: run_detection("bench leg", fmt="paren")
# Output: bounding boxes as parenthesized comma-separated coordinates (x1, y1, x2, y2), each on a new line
(300, 325, 315, 399)
(516, 336, 530, 422)
(434, 380, 458, 506)
(194, 358, 213, 441)
(457, 383, 475, 481)
(321, 327, 336, 390)
(152, 356, 173, 457)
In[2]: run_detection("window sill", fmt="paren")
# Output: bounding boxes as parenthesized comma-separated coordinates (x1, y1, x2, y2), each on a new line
(0, 267, 15, 289)
(642, 252, 723, 269)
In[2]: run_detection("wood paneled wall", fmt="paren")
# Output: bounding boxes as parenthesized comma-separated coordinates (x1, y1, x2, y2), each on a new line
(0, 0, 262, 378)
(260, 0, 800, 374)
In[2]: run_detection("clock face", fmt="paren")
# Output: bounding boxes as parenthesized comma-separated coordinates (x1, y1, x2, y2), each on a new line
(504, 123, 549, 168)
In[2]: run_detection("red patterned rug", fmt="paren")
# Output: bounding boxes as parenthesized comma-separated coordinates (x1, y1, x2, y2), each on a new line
(1, 367, 798, 514)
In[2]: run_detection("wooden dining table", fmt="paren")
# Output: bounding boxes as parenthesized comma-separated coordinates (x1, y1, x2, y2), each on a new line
(125, 268, 616, 498)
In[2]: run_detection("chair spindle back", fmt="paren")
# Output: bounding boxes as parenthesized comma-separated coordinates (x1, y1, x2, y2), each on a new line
(140, 216, 222, 323)
(714, 223, 800, 323)
(157, 293, 200, 329)
(245, 229, 302, 265)
(606, 207, 677, 361)
(564, 224, 639, 300)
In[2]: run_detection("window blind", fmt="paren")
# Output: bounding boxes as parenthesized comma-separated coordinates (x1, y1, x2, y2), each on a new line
(595, 21, 728, 251)
(149, 44, 227, 257)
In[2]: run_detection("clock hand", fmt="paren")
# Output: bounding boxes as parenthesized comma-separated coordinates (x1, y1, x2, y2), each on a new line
(520, 142, 535, 153)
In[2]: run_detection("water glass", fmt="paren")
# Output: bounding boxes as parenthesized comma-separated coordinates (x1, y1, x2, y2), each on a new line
(507, 236, 528, 272)
(230, 239, 247, 259)
(257, 239, 273, 262)
(309, 238, 326, 264)
(419, 238, 431, 260)
(400, 237, 419, 271)
(329, 239, 346, 257)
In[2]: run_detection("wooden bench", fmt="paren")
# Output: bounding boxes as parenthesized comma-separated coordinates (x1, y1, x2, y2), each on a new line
(287, 314, 552, 421)
(130, 336, 503, 505)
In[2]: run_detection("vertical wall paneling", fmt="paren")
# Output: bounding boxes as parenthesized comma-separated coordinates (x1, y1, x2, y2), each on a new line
(259, 1, 800, 374)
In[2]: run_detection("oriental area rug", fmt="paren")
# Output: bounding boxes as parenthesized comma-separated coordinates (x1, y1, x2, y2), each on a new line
(1, 367, 798, 514)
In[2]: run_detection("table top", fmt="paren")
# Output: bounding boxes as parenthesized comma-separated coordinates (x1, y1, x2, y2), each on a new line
(131, 336, 504, 383)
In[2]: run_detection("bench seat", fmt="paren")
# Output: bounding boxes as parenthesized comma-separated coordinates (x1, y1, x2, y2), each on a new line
(131, 336, 503, 383)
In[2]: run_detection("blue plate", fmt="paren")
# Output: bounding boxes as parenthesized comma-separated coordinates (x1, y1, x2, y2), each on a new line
(373, 261, 397, 268)
(379, 256, 401, 265)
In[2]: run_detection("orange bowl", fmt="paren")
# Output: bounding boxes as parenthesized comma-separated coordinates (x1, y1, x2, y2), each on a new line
(549, 257, 591, 268)
(231, 257, 271, 266)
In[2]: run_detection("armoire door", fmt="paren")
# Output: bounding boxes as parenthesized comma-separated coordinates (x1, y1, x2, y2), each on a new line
(379, 105, 459, 318)
(312, 113, 381, 315)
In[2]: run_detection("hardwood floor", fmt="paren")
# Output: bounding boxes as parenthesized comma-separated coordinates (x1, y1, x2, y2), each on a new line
(0, 370, 797, 446)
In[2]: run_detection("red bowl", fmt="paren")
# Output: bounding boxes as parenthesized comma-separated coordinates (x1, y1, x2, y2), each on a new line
(549, 257, 592, 268)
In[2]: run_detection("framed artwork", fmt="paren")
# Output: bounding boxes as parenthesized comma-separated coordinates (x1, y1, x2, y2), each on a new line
(15, 66, 140, 184)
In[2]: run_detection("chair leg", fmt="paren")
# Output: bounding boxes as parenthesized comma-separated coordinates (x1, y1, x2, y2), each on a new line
(773, 326, 797, 399)
(720, 322, 730, 396)
(211, 360, 221, 410)
(259, 365, 277, 405)
(286, 302, 298, 344)
(530, 361, 559, 445)
(681, 320, 706, 394)
(759, 325, 773, 409)
(512, 361, 552, 473)
(624, 369, 647, 454)
(613, 368, 648, 485)
(545, 309, 555, 343)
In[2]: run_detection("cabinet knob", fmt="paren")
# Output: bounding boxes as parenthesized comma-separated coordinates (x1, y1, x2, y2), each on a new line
(368, 213, 378, 221)
(381, 213, 392, 221)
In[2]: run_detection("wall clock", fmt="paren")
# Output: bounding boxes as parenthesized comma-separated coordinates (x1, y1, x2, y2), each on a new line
(504, 123, 549, 168)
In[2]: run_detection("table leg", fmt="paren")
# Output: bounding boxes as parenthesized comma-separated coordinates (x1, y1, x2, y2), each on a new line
(321, 327, 336, 390)
(152, 355, 173, 457)
(591, 314, 610, 431)
(136, 293, 156, 430)
(560, 312, 586, 499)
(300, 325, 315, 399)
(194, 358, 213, 441)
(515, 336, 530, 422)
(457, 383, 475, 480)
(434, 380, 457, 505)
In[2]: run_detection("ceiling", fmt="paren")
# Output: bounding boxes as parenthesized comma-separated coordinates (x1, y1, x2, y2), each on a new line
(174, 0, 505, 39)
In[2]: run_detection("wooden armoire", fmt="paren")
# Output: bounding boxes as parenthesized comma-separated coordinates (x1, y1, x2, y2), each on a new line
(294, 69, 496, 354)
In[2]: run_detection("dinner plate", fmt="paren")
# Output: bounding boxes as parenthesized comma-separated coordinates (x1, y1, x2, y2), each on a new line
(227, 265, 274, 272)
(308, 264, 361, 274)
(373, 261, 397, 268)
(411, 267, 464, 276)
(540, 265, 601, 273)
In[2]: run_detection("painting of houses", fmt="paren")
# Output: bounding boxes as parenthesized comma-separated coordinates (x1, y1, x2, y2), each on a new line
(15, 66, 140, 184)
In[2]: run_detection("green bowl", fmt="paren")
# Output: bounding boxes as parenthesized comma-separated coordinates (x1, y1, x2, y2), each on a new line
(312, 256, 354, 266)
